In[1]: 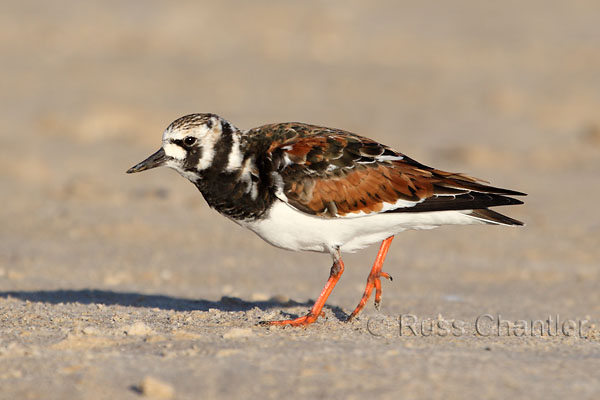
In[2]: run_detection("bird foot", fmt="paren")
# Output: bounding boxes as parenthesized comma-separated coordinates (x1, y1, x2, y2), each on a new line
(347, 270, 392, 321)
(259, 311, 326, 327)
(346, 236, 394, 321)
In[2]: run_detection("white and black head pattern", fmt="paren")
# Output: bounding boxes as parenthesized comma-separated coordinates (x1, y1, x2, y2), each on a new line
(127, 113, 276, 220)
(161, 113, 242, 177)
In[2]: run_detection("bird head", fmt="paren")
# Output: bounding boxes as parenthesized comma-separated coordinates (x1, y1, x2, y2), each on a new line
(127, 113, 238, 180)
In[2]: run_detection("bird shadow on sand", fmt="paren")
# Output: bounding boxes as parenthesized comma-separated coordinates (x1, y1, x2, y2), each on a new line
(0, 289, 349, 321)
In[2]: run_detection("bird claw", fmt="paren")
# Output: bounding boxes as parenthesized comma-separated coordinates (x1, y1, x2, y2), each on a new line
(259, 313, 317, 327)
(258, 309, 327, 327)
(349, 268, 393, 319)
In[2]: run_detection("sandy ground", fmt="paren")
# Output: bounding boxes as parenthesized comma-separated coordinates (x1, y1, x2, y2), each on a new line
(1, 1, 600, 399)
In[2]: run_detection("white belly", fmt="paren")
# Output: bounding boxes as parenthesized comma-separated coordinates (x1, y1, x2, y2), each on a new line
(239, 201, 483, 254)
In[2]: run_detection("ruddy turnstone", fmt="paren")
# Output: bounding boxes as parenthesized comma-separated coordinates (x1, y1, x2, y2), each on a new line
(127, 113, 525, 327)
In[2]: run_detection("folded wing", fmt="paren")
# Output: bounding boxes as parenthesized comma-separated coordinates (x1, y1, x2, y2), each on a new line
(263, 124, 526, 224)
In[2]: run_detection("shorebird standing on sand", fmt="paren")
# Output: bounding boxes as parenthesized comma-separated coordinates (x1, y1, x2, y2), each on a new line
(128, 113, 525, 327)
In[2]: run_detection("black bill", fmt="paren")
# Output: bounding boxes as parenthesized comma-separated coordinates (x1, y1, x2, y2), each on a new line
(126, 148, 167, 174)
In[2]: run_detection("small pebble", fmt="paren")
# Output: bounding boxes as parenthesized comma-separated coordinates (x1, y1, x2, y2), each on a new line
(82, 326, 100, 335)
(136, 376, 175, 399)
(124, 321, 153, 336)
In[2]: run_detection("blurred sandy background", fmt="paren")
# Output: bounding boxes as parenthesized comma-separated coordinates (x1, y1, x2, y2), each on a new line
(1, 1, 599, 399)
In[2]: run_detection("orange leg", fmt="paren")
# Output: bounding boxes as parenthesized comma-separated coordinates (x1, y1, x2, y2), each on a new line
(261, 251, 345, 327)
(347, 236, 394, 321)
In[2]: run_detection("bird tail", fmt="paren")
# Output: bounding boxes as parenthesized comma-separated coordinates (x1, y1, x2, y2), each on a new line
(468, 208, 524, 226)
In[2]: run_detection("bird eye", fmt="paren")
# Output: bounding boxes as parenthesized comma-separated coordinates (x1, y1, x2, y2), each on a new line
(183, 136, 197, 146)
